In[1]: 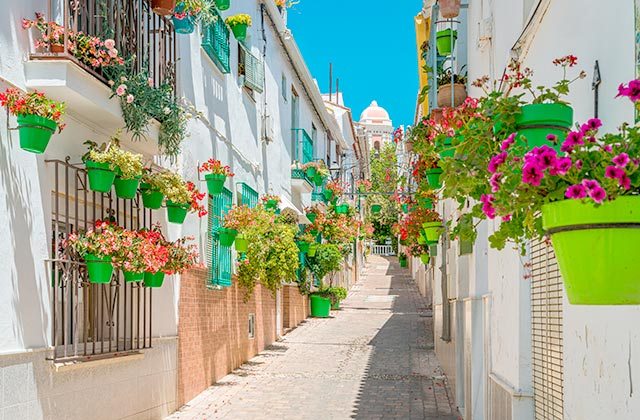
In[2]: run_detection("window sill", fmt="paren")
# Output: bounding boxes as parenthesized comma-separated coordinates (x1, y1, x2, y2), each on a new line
(52, 351, 144, 372)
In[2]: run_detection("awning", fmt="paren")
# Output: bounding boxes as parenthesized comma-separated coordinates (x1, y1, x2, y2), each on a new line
(279, 195, 311, 224)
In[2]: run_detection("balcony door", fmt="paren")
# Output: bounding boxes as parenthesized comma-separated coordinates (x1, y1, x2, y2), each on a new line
(291, 88, 299, 161)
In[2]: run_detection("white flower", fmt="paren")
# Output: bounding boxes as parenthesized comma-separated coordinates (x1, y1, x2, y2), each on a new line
(163, 107, 171, 115)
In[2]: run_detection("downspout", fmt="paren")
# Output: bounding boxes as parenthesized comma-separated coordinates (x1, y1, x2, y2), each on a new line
(440, 202, 451, 342)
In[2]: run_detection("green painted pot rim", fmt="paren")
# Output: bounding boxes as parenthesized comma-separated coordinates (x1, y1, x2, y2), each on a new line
(516, 103, 573, 128)
(542, 196, 640, 231)
(17, 114, 58, 131)
(422, 221, 443, 228)
(205, 173, 227, 180)
(84, 159, 111, 170)
(425, 168, 443, 175)
(166, 200, 190, 209)
(436, 28, 458, 39)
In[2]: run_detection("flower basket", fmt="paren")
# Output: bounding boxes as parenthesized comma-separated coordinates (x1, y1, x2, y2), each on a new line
(205, 173, 227, 195)
(235, 234, 248, 253)
(172, 14, 195, 34)
(313, 173, 325, 186)
(230, 23, 248, 41)
(426, 168, 443, 189)
(216, 0, 230, 10)
(306, 167, 317, 178)
(151, 0, 176, 15)
(310, 295, 331, 318)
(371, 204, 382, 213)
(306, 212, 317, 223)
(308, 243, 318, 257)
(297, 241, 310, 254)
(422, 221, 444, 243)
(123, 271, 144, 282)
(436, 29, 457, 55)
(144, 271, 165, 288)
(114, 176, 142, 199)
(140, 183, 164, 209)
(515, 103, 573, 151)
(542, 196, 640, 305)
(166, 201, 189, 224)
(85, 253, 114, 284)
(16, 114, 58, 154)
(420, 254, 430, 265)
(336, 204, 349, 214)
(437, 84, 467, 108)
(85, 160, 116, 193)
(218, 228, 238, 247)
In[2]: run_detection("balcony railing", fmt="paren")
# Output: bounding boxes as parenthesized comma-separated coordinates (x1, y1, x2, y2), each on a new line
(292, 128, 314, 164)
(202, 7, 230, 73)
(31, 0, 177, 90)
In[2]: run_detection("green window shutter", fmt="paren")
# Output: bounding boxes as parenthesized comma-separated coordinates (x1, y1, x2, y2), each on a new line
(209, 187, 234, 288)
(302, 130, 313, 164)
(202, 9, 230, 73)
(241, 44, 264, 93)
(240, 183, 259, 208)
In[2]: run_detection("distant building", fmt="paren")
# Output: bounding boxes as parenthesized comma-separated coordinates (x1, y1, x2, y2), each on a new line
(359, 100, 393, 152)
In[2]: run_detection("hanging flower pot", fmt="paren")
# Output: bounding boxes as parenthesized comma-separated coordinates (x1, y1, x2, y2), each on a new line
(308, 243, 318, 257)
(336, 204, 349, 214)
(313, 173, 325, 186)
(371, 204, 382, 213)
(216, 0, 230, 10)
(140, 183, 164, 209)
(422, 221, 444, 243)
(50, 44, 65, 53)
(114, 176, 142, 199)
(439, 0, 461, 18)
(323, 190, 334, 202)
(218, 227, 238, 247)
(306, 212, 317, 223)
(426, 168, 443, 189)
(515, 103, 573, 151)
(144, 271, 165, 288)
(85, 253, 114, 284)
(420, 254, 430, 265)
(172, 3, 195, 35)
(16, 114, 58, 154)
(542, 196, 640, 305)
(205, 173, 226, 195)
(151, 0, 176, 16)
(166, 200, 189, 224)
(85, 160, 116, 193)
(436, 136, 456, 159)
(306, 166, 317, 179)
(123, 271, 144, 283)
(417, 235, 427, 245)
(230, 23, 248, 41)
(399, 258, 408, 268)
(310, 295, 331, 318)
(235, 234, 248, 253)
(297, 241, 310, 254)
(265, 199, 279, 211)
(402, 204, 409, 213)
(436, 28, 457, 56)
(437, 83, 467, 108)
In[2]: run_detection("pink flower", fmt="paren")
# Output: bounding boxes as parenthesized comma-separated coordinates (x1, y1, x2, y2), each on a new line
(104, 39, 116, 49)
(108, 48, 118, 58)
(116, 84, 127, 96)
(603, 145, 613, 152)
(490, 172, 502, 193)
(561, 131, 584, 153)
(126, 94, 135, 104)
(500, 133, 516, 151)
(565, 184, 587, 199)
(617, 80, 640, 102)
(502, 214, 512, 222)
(480, 194, 496, 219)
(619, 175, 631, 190)
(522, 163, 544, 186)
(589, 187, 606, 203)
(582, 179, 601, 191)
(546, 134, 557, 143)
(605, 165, 625, 180)
(613, 153, 630, 167)
(488, 152, 508, 173)
(553, 157, 572, 175)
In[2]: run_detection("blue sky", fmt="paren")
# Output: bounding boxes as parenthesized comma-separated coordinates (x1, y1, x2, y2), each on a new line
(287, 1, 419, 127)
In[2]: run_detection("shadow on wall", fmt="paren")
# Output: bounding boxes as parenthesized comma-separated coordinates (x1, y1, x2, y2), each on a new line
(350, 257, 459, 419)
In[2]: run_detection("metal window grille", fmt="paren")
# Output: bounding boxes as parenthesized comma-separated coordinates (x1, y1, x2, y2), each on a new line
(239, 44, 264, 93)
(239, 183, 259, 208)
(531, 239, 564, 419)
(208, 188, 233, 289)
(46, 159, 154, 363)
(202, 8, 230, 73)
(291, 129, 314, 164)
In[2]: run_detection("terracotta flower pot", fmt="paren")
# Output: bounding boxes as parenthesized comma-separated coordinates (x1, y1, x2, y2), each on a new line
(50, 44, 65, 53)
(437, 83, 467, 108)
(439, 0, 461, 18)
(151, 0, 176, 16)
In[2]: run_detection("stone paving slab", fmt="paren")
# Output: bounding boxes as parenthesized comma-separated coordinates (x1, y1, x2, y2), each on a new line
(167, 256, 460, 420)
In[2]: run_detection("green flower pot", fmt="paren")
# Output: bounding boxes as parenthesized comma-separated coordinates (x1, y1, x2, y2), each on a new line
(219, 228, 237, 247)
(417, 235, 427, 245)
(422, 221, 444, 243)
(216, 0, 230, 10)
(308, 243, 318, 257)
(85, 253, 113, 284)
(85, 160, 116, 193)
(436, 28, 457, 55)
(310, 295, 331, 318)
(336, 204, 349, 214)
(167, 201, 189, 224)
(144, 271, 165, 288)
(371, 204, 382, 213)
(399, 258, 407, 268)
(123, 270, 144, 282)
(235, 234, 248, 253)
(426, 168, 443, 189)
(16, 114, 57, 154)
(205, 173, 226, 195)
(313, 174, 325, 186)
(515, 103, 573, 151)
(437, 137, 455, 159)
(306, 167, 317, 178)
(306, 213, 317, 223)
(424, 198, 434, 209)
(323, 190, 334, 201)
(297, 241, 310, 253)
(420, 254, 430, 265)
(114, 176, 142, 199)
(140, 183, 164, 209)
(402, 204, 409, 213)
(230, 23, 248, 41)
(542, 196, 640, 305)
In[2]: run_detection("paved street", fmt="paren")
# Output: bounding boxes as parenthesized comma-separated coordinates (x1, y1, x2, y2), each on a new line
(168, 256, 459, 420)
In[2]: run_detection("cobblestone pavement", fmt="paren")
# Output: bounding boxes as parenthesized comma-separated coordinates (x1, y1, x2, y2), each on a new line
(167, 256, 460, 420)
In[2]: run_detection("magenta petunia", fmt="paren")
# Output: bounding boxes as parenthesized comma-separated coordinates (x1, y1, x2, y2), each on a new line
(589, 187, 607, 203)
(580, 118, 602, 134)
(490, 172, 502, 193)
(480, 194, 496, 219)
(617, 79, 640, 102)
(619, 175, 632, 190)
(582, 179, 600, 191)
(522, 163, 544, 186)
(613, 152, 630, 167)
(605, 165, 625, 180)
(553, 157, 572, 175)
(501, 133, 517, 151)
(502, 214, 512, 222)
(546, 134, 557, 142)
(603, 145, 613, 152)
(488, 152, 508, 174)
(565, 184, 587, 199)
(561, 131, 584, 153)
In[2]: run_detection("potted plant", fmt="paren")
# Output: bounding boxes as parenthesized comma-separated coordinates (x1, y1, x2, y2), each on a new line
(83, 141, 117, 193)
(83, 139, 144, 198)
(261, 194, 281, 211)
(296, 231, 315, 254)
(439, 0, 461, 18)
(152, 236, 199, 287)
(112, 148, 144, 200)
(302, 161, 318, 178)
(398, 252, 408, 268)
(199, 158, 234, 195)
(436, 28, 457, 56)
(436, 67, 467, 108)
(140, 169, 169, 209)
(151, 0, 177, 16)
(305, 205, 322, 224)
(371, 204, 382, 213)
(64, 220, 123, 284)
(327, 286, 347, 310)
(0, 88, 65, 154)
(172, 1, 197, 34)
(216, 0, 230, 10)
(335, 203, 349, 214)
(356, 179, 372, 194)
(307, 244, 343, 317)
(225, 14, 252, 42)
(161, 173, 207, 224)
(313, 164, 330, 186)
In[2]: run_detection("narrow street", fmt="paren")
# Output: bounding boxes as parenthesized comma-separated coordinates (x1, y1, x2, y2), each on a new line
(168, 256, 459, 420)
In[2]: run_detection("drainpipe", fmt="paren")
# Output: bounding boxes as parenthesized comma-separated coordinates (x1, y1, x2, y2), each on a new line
(440, 206, 451, 342)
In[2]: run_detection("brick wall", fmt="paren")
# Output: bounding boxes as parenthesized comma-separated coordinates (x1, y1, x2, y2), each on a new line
(282, 284, 309, 330)
(177, 268, 282, 406)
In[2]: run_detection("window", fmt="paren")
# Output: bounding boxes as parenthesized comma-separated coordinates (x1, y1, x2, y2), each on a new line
(202, 8, 230, 73)
(248, 313, 256, 339)
(238, 44, 264, 93)
(208, 188, 233, 289)
(311, 124, 317, 159)
(281, 74, 288, 102)
(239, 183, 259, 208)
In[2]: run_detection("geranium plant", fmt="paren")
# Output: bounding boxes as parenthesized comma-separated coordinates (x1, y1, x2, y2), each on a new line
(199, 158, 234, 176)
(356, 179, 372, 193)
(0, 88, 66, 129)
(65, 220, 123, 260)
(161, 171, 207, 216)
(174, 0, 217, 25)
